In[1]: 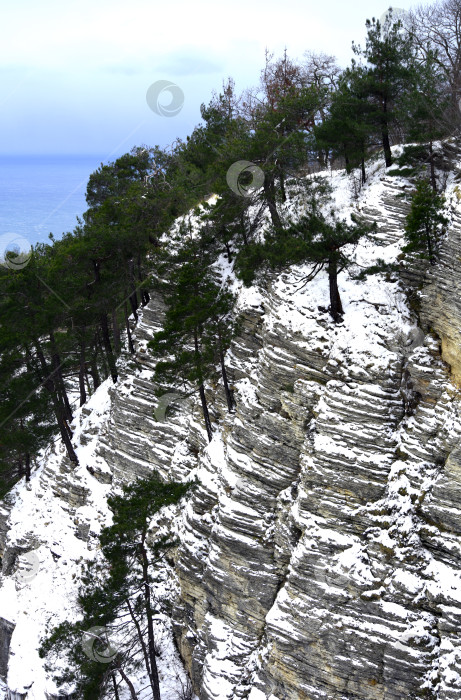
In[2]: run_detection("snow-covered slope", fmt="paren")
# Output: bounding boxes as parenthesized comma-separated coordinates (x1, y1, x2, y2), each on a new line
(2, 143, 461, 699)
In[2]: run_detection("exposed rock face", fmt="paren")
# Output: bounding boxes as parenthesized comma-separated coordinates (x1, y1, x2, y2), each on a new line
(0, 618, 14, 679)
(3, 154, 461, 698)
(172, 168, 461, 699)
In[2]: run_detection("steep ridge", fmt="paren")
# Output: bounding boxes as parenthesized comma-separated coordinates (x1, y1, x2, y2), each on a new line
(2, 151, 461, 698)
(174, 162, 461, 699)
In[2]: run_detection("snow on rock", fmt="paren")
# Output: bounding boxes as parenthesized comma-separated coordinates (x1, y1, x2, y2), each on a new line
(3, 143, 461, 698)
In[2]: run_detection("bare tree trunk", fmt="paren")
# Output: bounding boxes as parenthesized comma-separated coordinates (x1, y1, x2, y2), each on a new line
(112, 309, 121, 355)
(425, 224, 435, 265)
(429, 140, 437, 191)
(49, 332, 73, 422)
(279, 169, 287, 203)
(126, 599, 154, 693)
(199, 384, 213, 442)
(218, 332, 234, 412)
(263, 174, 283, 230)
(111, 673, 120, 700)
(193, 330, 213, 441)
(100, 313, 118, 383)
(382, 99, 393, 167)
(78, 343, 87, 407)
(117, 667, 138, 700)
(328, 255, 343, 323)
(140, 533, 161, 700)
(125, 302, 135, 354)
(34, 340, 79, 464)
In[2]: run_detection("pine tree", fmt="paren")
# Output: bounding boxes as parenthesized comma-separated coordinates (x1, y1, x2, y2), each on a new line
(352, 10, 415, 166)
(39, 474, 190, 700)
(149, 226, 237, 441)
(404, 178, 448, 263)
(401, 50, 451, 189)
(236, 199, 375, 323)
(314, 66, 375, 182)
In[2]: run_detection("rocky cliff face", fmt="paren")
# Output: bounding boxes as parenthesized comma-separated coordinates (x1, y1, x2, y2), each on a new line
(2, 149, 461, 699)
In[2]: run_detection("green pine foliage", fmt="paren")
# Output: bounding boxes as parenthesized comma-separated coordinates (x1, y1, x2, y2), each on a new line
(149, 224, 238, 440)
(235, 200, 376, 322)
(39, 474, 190, 700)
(404, 178, 448, 263)
(352, 10, 416, 167)
(2, 11, 460, 494)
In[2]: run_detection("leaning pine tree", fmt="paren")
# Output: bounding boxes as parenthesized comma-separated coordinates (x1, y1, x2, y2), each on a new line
(149, 226, 237, 441)
(236, 202, 375, 323)
(39, 474, 190, 700)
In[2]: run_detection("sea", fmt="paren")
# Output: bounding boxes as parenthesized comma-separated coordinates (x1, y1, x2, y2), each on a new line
(0, 154, 106, 249)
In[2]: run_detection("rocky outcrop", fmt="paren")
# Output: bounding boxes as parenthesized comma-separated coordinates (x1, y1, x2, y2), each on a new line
(3, 152, 461, 698)
(172, 167, 461, 699)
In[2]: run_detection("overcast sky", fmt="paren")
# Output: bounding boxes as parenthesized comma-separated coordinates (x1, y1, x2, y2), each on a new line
(0, 0, 432, 156)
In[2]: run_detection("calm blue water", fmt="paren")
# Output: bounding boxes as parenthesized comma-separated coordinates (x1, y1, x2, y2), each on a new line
(0, 155, 106, 246)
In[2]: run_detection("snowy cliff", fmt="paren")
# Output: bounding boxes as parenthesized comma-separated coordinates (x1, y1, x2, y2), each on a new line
(2, 144, 461, 698)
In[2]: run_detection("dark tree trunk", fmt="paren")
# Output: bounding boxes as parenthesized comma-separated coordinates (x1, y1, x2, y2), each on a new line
(240, 213, 249, 247)
(344, 149, 351, 174)
(88, 334, 101, 391)
(126, 599, 154, 693)
(199, 384, 213, 442)
(112, 309, 121, 355)
(263, 174, 283, 231)
(129, 293, 139, 322)
(279, 169, 287, 203)
(34, 341, 79, 464)
(193, 330, 213, 441)
(224, 241, 232, 263)
(78, 343, 87, 407)
(429, 140, 437, 192)
(117, 667, 138, 700)
(218, 332, 234, 412)
(361, 156, 366, 185)
(425, 224, 435, 265)
(125, 302, 135, 354)
(25, 453, 31, 482)
(112, 673, 120, 700)
(100, 313, 118, 383)
(49, 332, 73, 423)
(382, 98, 392, 167)
(140, 532, 161, 700)
(129, 260, 139, 321)
(328, 255, 343, 323)
(89, 356, 100, 391)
